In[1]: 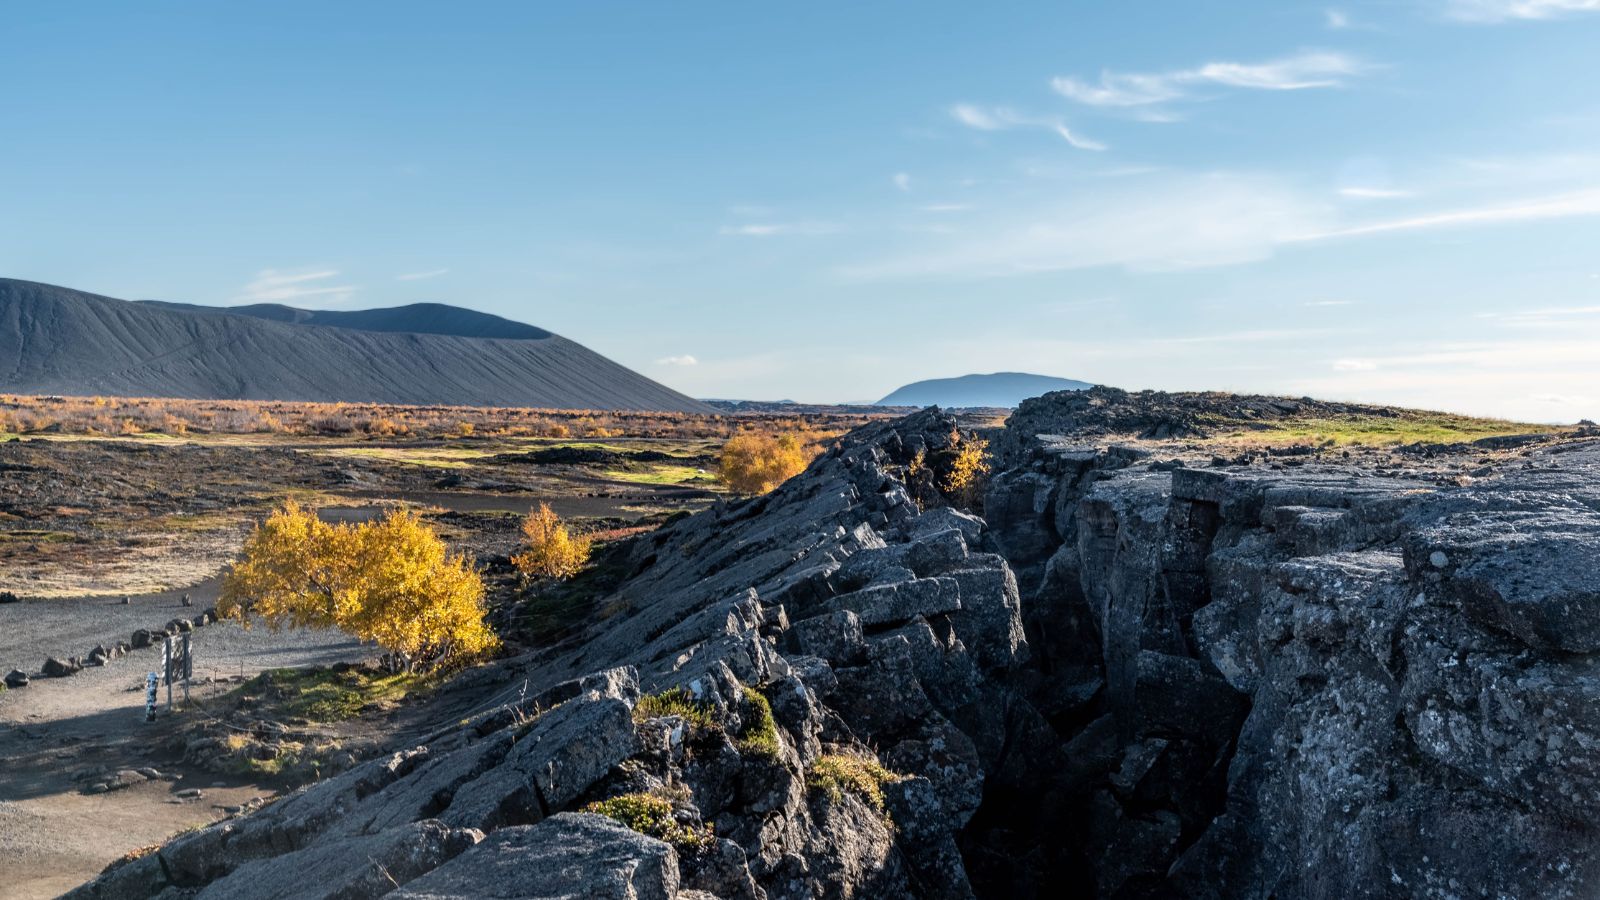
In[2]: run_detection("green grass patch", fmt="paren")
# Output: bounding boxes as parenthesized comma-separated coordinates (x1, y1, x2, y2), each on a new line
(234, 667, 432, 723)
(0, 529, 75, 544)
(215, 732, 343, 785)
(735, 685, 780, 759)
(807, 753, 904, 816)
(506, 437, 711, 454)
(599, 464, 719, 486)
(149, 512, 241, 533)
(634, 687, 717, 729)
(304, 446, 496, 469)
(583, 791, 713, 854)
(510, 439, 634, 453)
(1215, 413, 1562, 448)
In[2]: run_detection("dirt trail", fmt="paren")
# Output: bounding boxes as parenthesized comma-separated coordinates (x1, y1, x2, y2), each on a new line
(0, 582, 366, 900)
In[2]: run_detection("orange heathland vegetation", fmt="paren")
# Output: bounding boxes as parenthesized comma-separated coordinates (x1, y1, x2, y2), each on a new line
(0, 394, 889, 441)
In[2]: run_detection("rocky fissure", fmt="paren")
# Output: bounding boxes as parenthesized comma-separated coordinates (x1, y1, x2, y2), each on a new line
(68, 400, 1600, 899)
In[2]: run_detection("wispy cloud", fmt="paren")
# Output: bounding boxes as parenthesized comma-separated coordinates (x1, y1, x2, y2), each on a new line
(1290, 336, 1600, 422)
(1475, 304, 1600, 325)
(1339, 186, 1414, 199)
(1323, 8, 1381, 29)
(1158, 328, 1344, 345)
(849, 158, 1600, 281)
(718, 222, 840, 237)
(1443, 0, 1600, 22)
(396, 268, 449, 281)
(1295, 187, 1600, 240)
(949, 104, 1107, 151)
(920, 203, 973, 213)
(655, 354, 698, 366)
(893, 172, 912, 192)
(845, 174, 1325, 279)
(1306, 299, 1356, 306)
(237, 269, 358, 305)
(1051, 51, 1368, 111)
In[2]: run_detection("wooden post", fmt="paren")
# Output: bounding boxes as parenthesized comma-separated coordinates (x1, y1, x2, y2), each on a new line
(144, 672, 158, 722)
(163, 636, 174, 711)
(181, 633, 192, 707)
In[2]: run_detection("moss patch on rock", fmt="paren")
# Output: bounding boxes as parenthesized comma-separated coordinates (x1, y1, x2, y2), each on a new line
(583, 790, 714, 854)
(807, 753, 903, 815)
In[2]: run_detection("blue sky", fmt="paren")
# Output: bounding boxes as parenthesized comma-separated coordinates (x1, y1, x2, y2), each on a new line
(4, 1, 1600, 420)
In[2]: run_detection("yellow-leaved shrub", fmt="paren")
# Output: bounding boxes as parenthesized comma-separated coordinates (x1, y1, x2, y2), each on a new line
(717, 432, 814, 495)
(940, 431, 991, 508)
(218, 501, 498, 669)
(512, 503, 591, 579)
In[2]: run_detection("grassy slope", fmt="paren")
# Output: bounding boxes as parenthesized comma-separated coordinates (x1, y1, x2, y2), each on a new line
(1207, 410, 1562, 447)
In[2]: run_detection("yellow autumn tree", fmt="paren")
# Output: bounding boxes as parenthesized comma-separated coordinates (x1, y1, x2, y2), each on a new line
(512, 503, 591, 579)
(718, 432, 812, 495)
(218, 501, 498, 669)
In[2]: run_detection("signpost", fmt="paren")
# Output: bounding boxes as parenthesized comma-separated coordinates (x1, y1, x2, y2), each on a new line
(158, 634, 194, 712)
(147, 632, 195, 721)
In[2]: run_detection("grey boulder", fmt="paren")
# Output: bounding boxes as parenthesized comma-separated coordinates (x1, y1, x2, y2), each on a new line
(389, 813, 677, 900)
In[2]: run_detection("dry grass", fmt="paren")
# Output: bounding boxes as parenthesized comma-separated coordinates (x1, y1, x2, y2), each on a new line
(0, 394, 886, 442)
(1207, 411, 1562, 448)
(0, 521, 248, 598)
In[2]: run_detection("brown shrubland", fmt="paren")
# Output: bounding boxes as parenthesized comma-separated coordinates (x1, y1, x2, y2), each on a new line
(0, 394, 886, 442)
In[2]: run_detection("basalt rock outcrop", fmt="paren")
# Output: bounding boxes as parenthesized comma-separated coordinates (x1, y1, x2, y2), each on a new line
(990, 386, 1444, 463)
(980, 415, 1600, 898)
(68, 410, 1020, 900)
(67, 400, 1600, 899)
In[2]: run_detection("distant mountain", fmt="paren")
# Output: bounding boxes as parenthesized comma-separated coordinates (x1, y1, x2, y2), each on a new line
(876, 372, 1094, 409)
(0, 278, 714, 412)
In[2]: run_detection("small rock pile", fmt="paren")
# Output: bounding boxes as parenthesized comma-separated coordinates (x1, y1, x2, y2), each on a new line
(5, 607, 218, 689)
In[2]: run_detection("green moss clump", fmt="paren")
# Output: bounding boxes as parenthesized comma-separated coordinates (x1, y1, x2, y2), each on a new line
(735, 685, 780, 759)
(634, 687, 716, 729)
(583, 791, 713, 853)
(807, 753, 903, 816)
(232, 667, 430, 723)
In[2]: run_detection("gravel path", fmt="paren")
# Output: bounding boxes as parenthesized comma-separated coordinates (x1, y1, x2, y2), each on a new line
(0, 580, 368, 900)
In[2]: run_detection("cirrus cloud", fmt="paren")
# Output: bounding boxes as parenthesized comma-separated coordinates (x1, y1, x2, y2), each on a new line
(1051, 51, 1369, 112)
(1444, 0, 1600, 21)
(237, 269, 358, 305)
(949, 104, 1106, 151)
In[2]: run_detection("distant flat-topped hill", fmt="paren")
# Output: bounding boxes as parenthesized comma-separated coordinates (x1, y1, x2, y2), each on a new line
(0, 278, 713, 412)
(875, 372, 1093, 409)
